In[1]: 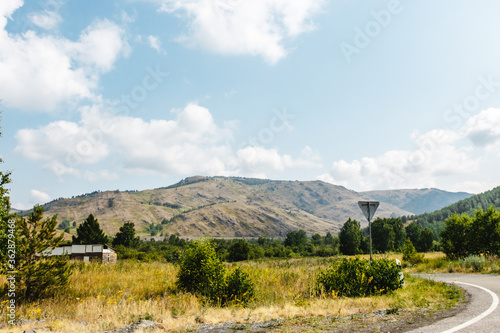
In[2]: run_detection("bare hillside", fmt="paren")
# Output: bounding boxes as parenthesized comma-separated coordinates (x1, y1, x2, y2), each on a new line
(35, 176, 415, 238)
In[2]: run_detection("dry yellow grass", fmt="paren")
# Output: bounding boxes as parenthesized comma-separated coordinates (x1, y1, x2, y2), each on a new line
(0, 257, 461, 332)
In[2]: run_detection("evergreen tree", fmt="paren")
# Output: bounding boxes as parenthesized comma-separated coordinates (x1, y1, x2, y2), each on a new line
(72, 214, 108, 244)
(112, 222, 140, 248)
(324, 232, 334, 245)
(0, 121, 14, 270)
(339, 218, 362, 255)
(15, 205, 73, 301)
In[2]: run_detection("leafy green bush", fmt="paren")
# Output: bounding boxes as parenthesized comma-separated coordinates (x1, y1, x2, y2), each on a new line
(176, 240, 256, 306)
(176, 239, 226, 303)
(225, 266, 255, 305)
(402, 239, 425, 265)
(316, 258, 402, 297)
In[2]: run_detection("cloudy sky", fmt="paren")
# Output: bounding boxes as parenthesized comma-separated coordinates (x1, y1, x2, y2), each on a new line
(2, 0, 500, 209)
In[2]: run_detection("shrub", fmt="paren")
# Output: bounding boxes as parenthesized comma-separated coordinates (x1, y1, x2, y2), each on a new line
(176, 239, 226, 303)
(316, 258, 402, 297)
(175, 240, 256, 306)
(225, 266, 255, 305)
(459, 255, 486, 272)
(402, 239, 425, 265)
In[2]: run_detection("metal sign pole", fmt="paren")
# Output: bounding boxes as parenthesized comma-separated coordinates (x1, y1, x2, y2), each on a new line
(368, 205, 372, 264)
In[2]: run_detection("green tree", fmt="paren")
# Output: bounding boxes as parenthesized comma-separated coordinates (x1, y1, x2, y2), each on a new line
(371, 218, 405, 253)
(57, 219, 70, 230)
(0, 121, 14, 269)
(470, 206, 500, 256)
(14, 206, 73, 301)
(440, 213, 472, 259)
(0, 166, 13, 270)
(112, 222, 140, 248)
(72, 214, 108, 244)
(417, 228, 434, 252)
(405, 222, 422, 246)
(227, 239, 250, 262)
(284, 229, 308, 248)
(339, 218, 362, 255)
(324, 232, 334, 245)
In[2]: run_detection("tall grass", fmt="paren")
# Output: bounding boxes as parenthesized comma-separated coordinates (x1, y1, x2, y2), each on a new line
(1, 257, 463, 332)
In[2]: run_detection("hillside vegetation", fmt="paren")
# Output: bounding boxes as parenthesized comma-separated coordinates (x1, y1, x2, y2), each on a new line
(405, 186, 500, 236)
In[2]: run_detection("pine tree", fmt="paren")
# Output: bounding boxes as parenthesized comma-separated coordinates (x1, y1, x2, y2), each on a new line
(16, 205, 73, 301)
(73, 214, 108, 244)
(112, 222, 140, 248)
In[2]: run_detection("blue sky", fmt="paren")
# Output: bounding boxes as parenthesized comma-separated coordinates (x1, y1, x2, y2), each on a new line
(2, 0, 500, 209)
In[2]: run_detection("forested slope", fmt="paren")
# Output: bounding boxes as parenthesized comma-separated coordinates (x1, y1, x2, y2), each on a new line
(405, 186, 500, 237)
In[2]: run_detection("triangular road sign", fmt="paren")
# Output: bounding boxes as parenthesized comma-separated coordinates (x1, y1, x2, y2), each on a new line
(358, 201, 379, 221)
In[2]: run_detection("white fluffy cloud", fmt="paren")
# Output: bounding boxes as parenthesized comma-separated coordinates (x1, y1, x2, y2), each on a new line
(147, 35, 162, 52)
(157, 0, 324, 64)
(319, 117, 489, 191)
(30, 189, 51, 204)
(0, 1, 129, 112)
(28, 10, 62, 30)
(463, 108, 500, 148)
(15, 103, 319, 180)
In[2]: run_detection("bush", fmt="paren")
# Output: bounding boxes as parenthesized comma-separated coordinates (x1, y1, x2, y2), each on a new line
(225, 266, 255, 305)
(459, 255, 486, 272)
(402, 239, 425, 265)
(176, 239, 226, 303)
(316, 258, 402, 297)
(175, 240, 256, 306)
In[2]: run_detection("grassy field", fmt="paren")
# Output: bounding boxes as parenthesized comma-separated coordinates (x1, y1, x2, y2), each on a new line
(0, 255, 465, 332)
(406, 252, 500, 274)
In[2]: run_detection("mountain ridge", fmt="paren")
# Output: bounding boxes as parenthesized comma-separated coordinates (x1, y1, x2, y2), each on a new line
(23, 176, 474, 238)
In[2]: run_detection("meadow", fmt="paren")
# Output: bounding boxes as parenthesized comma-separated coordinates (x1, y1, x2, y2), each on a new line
(0, 254, 466, 332)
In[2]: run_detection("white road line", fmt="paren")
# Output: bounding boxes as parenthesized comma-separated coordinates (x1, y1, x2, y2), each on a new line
(440, 281, 499, 333)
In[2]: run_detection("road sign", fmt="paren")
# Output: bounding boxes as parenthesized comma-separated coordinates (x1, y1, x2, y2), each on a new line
(358, 201, 379, 221)
(358, 201, 379, 264)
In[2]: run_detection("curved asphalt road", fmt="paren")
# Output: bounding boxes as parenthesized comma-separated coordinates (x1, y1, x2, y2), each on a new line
(408, 274, 500, 333)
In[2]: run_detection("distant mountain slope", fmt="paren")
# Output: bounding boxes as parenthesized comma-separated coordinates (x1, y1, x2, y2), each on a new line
(363, 188, 473, 214)
(31, 176, 413, 238)
(409, 186, 500, 237)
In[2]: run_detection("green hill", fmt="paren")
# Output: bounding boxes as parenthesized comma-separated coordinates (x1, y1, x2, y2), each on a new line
(405, 186, 500, 237)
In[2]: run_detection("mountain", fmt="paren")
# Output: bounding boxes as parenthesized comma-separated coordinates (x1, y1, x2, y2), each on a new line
(31, 176, 413, 238)
(362, 188, 473, 215)
(409, 185, 500, 237)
